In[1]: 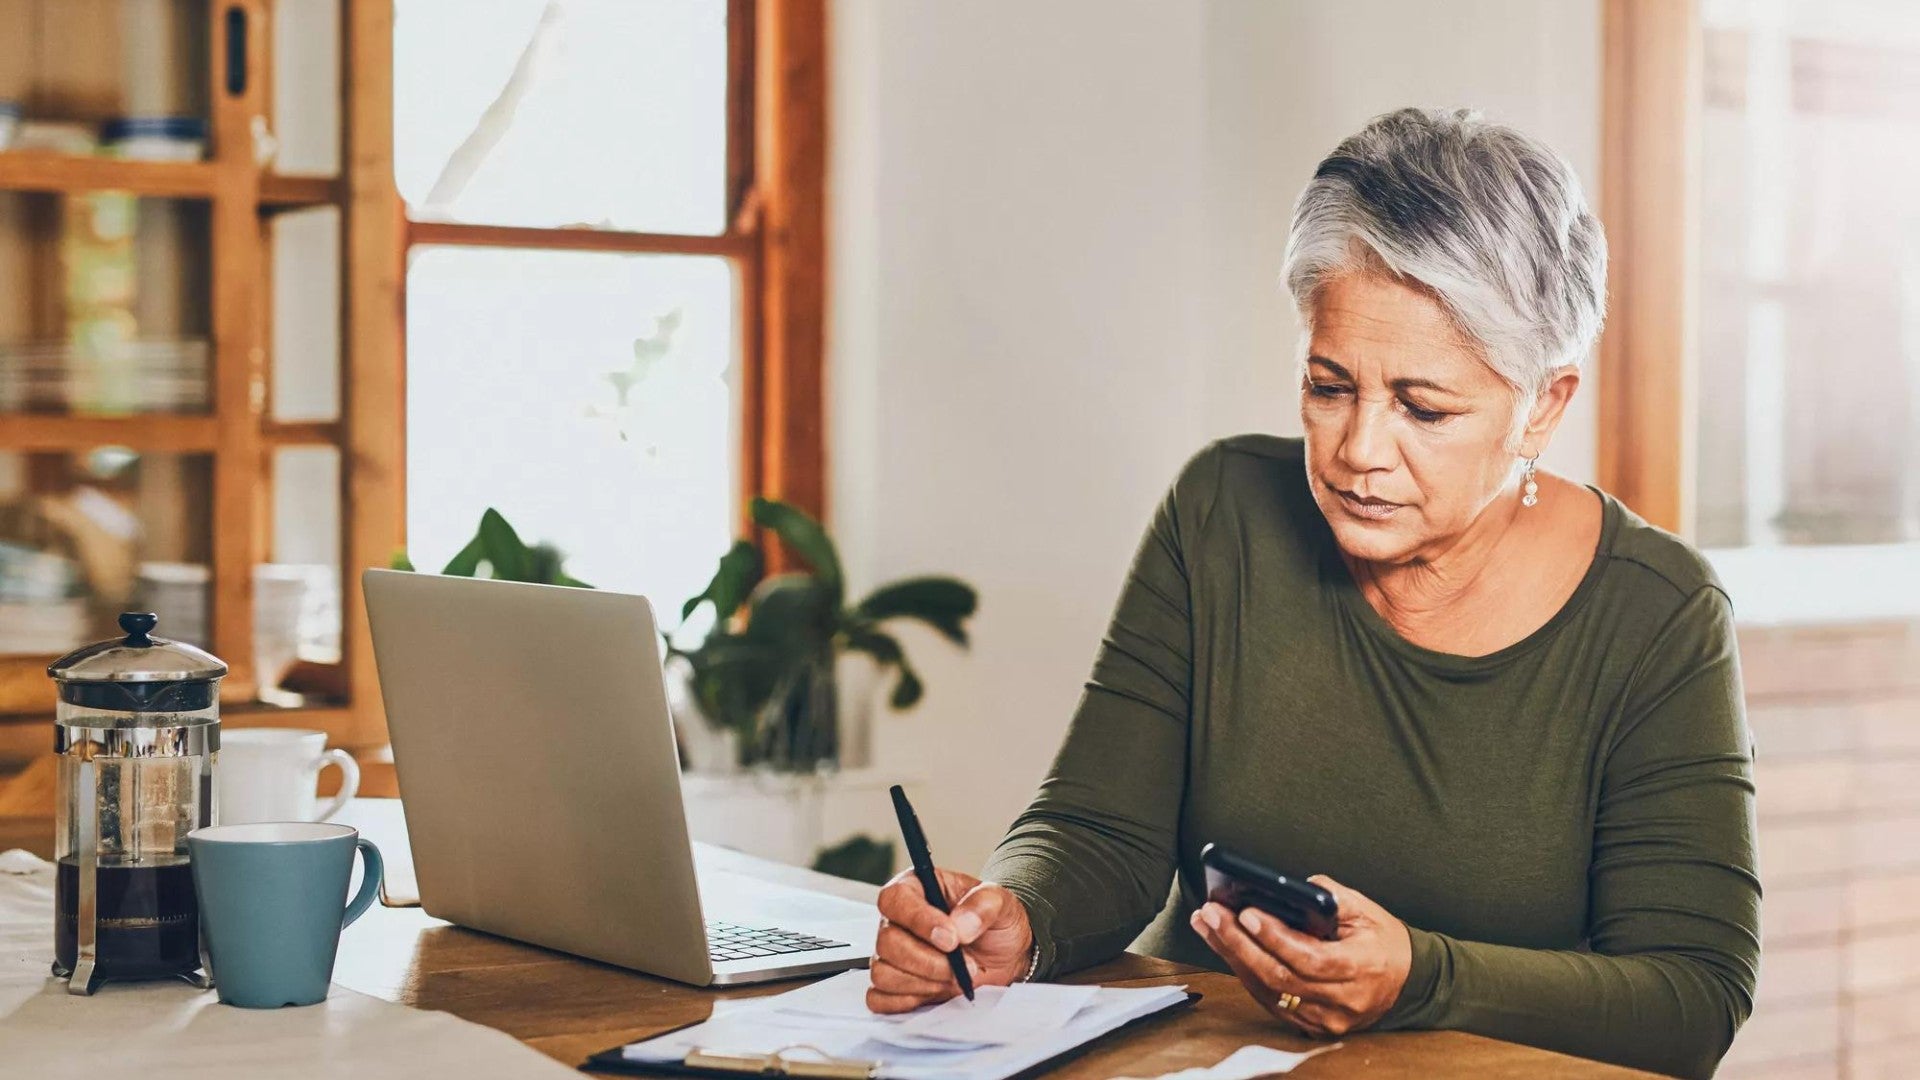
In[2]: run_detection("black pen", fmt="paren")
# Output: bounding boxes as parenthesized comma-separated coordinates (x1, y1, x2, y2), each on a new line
(889, 784, 975, 1000)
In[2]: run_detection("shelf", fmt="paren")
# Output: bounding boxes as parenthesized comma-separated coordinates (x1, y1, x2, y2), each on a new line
(0, 155, 338, 211)
(0, 414, 219, 452)
(260, 174, 340, 210)
(0, 152, 217, 199)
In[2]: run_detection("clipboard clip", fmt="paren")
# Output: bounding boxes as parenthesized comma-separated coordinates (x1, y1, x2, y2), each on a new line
(685, 1045, 879, 1080)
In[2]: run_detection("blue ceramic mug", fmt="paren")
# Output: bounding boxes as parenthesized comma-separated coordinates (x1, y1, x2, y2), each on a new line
(187, 821, 383, 1008)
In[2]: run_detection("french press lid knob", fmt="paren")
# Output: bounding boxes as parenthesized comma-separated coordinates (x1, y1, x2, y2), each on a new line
(118, 612, 159, 647)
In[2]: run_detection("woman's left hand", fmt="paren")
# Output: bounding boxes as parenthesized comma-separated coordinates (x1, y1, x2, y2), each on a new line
(1189, 875, 1412, 1038)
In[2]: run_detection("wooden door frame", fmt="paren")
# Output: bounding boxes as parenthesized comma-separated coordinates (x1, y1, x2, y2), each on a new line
(1597, 0, 1700, 536)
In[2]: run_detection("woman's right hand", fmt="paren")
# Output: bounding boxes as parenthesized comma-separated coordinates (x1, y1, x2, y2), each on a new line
(868, 868, 1035, 1012)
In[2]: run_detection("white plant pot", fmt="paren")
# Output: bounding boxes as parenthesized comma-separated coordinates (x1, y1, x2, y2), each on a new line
(680, 768, 918, 870)
(834, 651, 882, 770)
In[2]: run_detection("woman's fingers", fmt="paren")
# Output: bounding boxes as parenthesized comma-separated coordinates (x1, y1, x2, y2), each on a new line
(1192, 903, 1316, 1027)
(1193, 913, 1318, 1034)
(1234, 907, 1354, 982)
(876, 924, 963, 984)
(876, 873, 962, 951)
(1193, 904, 1296, 990)
(1192, 904, 1358, 1036)
(1307, 874, 1375, 924)
(865, 981, 954, 1014)
(869, 955, 954, 997)
(950, 882, 1015, 944)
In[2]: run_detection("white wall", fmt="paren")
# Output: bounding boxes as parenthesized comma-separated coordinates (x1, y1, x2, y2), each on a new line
(831, 0, 1604, 869)
(1195, 0, 1602, 473)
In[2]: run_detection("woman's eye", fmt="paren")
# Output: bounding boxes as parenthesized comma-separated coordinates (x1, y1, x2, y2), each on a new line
(1402, 400, 1448, 424)
(1308, 383, 1350, 399)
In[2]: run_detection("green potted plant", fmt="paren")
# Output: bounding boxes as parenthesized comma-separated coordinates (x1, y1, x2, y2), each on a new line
(670, 497, 977, 773)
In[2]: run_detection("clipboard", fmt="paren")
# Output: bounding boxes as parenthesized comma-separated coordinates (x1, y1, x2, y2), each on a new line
(581, 990, 1202, 1080)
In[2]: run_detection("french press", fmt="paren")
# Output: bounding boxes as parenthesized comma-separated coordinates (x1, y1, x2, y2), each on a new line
(48, 612, 225, 994)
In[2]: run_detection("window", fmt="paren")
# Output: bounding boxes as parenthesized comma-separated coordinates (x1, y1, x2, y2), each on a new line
(1693, 0, 1920, 622)
(382, 0, 825, 626)
(393, 0, 736, 607)
(1607, 6, 1920, 1078)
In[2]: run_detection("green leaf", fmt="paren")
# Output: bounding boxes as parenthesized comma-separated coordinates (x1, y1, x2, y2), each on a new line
(743, 575, 838, 656)
(843, 627, 923, 710)
(680, 540, 764, 623)
(526, 543, 591, 587)
(842, 624, 900, 662)
(887, 656, 924, 709)
(685, 634, 788, 735)
(477, 508, 533, 582)
(440, 534, 484, 577)
(750, 497, 842, 601)
(853, 577, 977, 646)
(389, 549, 416, 572)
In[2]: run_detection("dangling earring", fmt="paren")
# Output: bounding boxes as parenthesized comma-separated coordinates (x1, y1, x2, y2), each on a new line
(1521, 456, 1540, 508)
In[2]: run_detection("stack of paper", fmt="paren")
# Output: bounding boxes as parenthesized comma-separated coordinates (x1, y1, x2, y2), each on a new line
(619, 971, 1191, 1080)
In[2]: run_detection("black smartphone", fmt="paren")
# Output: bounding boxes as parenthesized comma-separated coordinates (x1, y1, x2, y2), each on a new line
(1200, 843, 1340, 941)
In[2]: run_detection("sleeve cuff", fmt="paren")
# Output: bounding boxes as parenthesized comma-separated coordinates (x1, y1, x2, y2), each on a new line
(994, 878, 1063, 981)
(1379, 925, 1444, 1031)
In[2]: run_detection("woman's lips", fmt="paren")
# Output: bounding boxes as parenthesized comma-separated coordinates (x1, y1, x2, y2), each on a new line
(1333, 487, 1402, 520)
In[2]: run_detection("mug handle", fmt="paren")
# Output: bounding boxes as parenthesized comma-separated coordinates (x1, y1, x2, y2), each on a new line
(343, 838, 384, 929)
(311, 749, 361, 822)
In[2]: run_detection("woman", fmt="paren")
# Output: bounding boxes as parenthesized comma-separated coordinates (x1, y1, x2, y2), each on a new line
(867, 108, 1759, 1079)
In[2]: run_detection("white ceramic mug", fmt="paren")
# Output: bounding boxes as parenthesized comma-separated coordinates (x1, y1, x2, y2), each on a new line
(217, 729, 359, 825)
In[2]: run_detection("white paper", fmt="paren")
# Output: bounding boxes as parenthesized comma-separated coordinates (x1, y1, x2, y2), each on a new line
(1114, 1042, 1344, 1080)
(618, 969, 1193, 1080)
(896, 982, 1100, 1046)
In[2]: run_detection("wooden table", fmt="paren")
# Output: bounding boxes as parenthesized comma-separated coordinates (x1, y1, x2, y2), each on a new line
(0, 811, 1655, 1078)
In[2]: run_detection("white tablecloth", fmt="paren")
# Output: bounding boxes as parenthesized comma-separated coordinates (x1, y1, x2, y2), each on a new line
(0, 850, 578, 1080)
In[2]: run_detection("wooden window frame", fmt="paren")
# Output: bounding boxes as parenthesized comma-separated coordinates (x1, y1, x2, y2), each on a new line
(336, 0, 828, 748)
(1598, 0, 1700, 535)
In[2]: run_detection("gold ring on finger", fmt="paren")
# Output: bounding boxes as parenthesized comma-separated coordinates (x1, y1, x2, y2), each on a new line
(1277, 992, 1301, 1011)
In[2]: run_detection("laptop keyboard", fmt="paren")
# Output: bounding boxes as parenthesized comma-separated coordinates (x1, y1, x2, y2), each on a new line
(706, 921, 849, 963)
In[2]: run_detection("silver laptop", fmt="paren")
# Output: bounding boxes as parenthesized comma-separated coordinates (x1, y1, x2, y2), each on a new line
(362, 569, 878, 985)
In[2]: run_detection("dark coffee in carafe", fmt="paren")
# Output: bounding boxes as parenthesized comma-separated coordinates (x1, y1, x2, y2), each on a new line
(54, 856, 200, 979)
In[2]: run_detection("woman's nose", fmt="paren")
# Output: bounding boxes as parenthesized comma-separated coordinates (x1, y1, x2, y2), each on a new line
(1337, 401, 1399, 474)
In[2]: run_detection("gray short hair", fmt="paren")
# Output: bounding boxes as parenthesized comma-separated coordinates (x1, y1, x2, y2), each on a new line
(1283, 107, 1608, 402)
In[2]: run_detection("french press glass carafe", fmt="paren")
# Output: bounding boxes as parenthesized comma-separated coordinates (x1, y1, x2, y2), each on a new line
(48, 612, 225, 995)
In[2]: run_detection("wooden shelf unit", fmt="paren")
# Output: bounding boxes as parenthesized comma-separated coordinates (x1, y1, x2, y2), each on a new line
(0, 0, 389, 753)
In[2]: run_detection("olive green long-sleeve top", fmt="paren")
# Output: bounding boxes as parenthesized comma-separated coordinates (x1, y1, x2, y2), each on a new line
(982, 435, 1760, 1079)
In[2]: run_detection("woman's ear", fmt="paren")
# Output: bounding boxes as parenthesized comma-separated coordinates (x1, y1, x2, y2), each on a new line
(1520, 367, 1582, 458)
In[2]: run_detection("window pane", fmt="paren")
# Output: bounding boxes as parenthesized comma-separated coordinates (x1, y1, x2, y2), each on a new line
(1696, 0, 1920, 549)
(392, 0, 728, 234)
(270, 206, 340, 421)
(405, 246, 737, 624)
(268, 445, 342, 689)
(270, 0, 341, 176)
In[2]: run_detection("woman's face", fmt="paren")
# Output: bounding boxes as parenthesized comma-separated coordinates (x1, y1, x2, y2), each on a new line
(1299, 272, 1539, 566)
